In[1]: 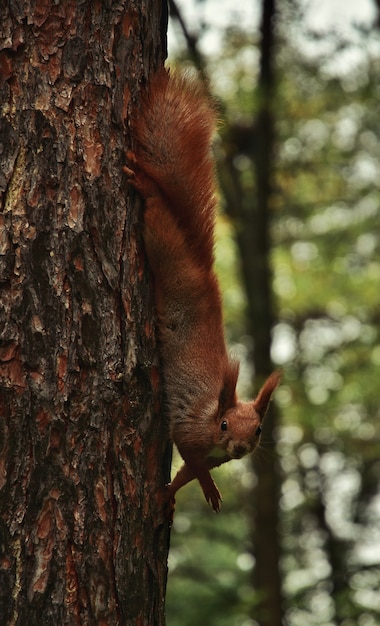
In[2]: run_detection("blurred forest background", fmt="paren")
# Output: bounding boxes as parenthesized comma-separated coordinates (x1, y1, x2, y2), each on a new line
(164, 1, 380, 626)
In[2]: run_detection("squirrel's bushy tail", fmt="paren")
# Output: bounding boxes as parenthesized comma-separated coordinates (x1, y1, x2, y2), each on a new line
(130, 69, 218, 269)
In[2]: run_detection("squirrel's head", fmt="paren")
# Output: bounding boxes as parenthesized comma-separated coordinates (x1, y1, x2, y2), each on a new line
(215, 370, 281, 459)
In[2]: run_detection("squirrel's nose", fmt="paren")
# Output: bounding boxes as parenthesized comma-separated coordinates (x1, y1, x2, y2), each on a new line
(231, 443, 249, 458)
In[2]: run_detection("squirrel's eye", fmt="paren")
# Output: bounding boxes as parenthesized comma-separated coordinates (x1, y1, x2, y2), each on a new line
(221, 420, 228, 432)
(256, 426, 262, 437)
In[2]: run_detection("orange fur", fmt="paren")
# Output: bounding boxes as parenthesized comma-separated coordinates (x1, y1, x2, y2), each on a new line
(125, 69, 281, 521)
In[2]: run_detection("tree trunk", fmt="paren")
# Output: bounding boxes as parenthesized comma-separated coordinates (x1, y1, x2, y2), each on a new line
(230, 0, 283, 624)
(0, 2, 170, 624)
(250, 1, 282, 623)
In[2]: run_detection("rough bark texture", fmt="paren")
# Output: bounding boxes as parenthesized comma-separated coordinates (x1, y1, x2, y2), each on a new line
(0, 2, 170, 624)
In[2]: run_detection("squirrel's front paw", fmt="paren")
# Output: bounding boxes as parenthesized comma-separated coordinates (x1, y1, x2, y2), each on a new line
(205, 484, 222, 513)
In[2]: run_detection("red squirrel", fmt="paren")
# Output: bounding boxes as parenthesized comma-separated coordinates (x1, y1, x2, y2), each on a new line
(124, 69, 281, 518)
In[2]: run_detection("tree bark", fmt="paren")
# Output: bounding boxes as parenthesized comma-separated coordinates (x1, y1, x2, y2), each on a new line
(0, 2, 170, 624)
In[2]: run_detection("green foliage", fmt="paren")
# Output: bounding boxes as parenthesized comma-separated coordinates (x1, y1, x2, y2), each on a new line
(167, 453, 261, 626)
(214, 216, 247, 338)
(166, 2, 380, 625)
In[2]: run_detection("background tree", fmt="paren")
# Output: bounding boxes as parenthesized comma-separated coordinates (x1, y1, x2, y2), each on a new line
(169, 0, 283, 624)
(273, 11, 380, 622)
(167, 1, 380, 626)
(0, 2, 170, 624)
(235, 1, 282, 623)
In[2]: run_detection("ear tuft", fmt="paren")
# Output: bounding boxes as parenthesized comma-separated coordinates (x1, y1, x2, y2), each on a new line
(253, 370, 282, 420)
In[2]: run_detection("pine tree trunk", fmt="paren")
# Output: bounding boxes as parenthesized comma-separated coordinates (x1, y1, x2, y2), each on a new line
(0, 2, 170, 624)
(229, 0, 283, 624)
(249, 1, 283, 624)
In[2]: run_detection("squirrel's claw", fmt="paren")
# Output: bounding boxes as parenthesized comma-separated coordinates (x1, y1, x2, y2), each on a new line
(205, 485, 222, 513)
(123, 151, 137, 180)
(123, 151, 160, 199)
(122, 164, 136, 179)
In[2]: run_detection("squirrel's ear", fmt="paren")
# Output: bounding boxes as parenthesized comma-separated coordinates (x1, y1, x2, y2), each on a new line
(253, 370, 281, 421)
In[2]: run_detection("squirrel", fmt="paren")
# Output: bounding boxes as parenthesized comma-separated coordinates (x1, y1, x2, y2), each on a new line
(124, 69, 281, 519)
